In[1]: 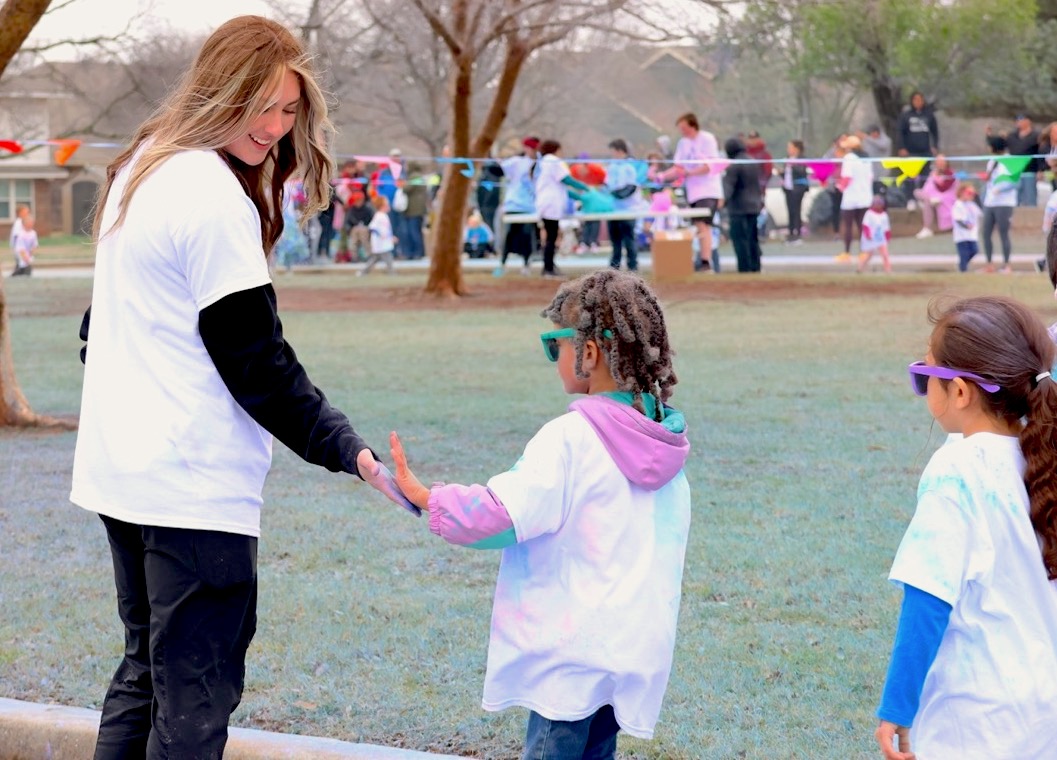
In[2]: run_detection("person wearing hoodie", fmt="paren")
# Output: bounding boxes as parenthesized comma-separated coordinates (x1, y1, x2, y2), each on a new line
(745, 130, 773, 193)
(897, 91, 939, 160)
(723, 137, 763, 272)
(389, 270, 691, 760)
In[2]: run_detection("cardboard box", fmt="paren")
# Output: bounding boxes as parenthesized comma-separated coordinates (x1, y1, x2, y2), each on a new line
(651, 230, 695, 281)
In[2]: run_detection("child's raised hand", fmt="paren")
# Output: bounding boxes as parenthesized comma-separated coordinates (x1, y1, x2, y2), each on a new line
(389, 431, 431, 511)
(356, 447, 422, 517)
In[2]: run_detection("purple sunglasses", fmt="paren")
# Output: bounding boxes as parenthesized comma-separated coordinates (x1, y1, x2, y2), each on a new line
(908, 361, 1001, 396)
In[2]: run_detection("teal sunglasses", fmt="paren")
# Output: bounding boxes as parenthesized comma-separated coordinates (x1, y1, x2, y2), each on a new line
(540, 328, 614, 362)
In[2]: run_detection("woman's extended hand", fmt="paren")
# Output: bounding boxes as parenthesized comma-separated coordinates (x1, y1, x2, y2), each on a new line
(875, 721, 915, 760)
(356, 447, 421, 516)
(389, 431, 431, 510)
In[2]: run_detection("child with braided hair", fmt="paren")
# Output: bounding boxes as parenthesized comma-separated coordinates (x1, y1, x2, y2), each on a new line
(875, 295, 1057, 760)
(390, 270, 691, 759)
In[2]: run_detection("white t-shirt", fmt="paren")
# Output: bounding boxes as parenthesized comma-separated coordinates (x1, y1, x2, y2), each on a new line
(952, 199, 982, 243)
(1043, 189, 1057, 233)
(71, 149, 274, 537)
(860, 209, 889, 251)
(369, 210, 394, 253)
(839, 152, 874, 209)
(533, 154, 570, 220)
(672, 130, 722, 203)
(481, 411, 691, 739)
(889, 433, 1057, 759)
(983, 159, 1019, 208)
(13, 229, 37, 259)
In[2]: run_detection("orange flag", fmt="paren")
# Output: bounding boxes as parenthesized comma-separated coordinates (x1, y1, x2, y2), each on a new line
(50, 138, 82, 166)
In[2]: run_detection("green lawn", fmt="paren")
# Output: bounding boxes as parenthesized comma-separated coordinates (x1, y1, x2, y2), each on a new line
(2, 271, 1055, 758)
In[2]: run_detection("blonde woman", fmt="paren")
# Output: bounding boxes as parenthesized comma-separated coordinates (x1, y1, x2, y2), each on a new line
(72, 16, 408, 758)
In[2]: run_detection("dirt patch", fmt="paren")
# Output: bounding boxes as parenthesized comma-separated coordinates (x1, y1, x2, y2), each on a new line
(275, 275, 936, 312)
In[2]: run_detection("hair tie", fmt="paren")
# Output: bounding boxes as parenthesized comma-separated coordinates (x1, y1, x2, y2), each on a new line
(1035, 371, 1052, 386)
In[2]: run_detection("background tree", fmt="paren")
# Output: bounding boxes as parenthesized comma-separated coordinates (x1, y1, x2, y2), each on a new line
(0, 0, 79, 429)
(795, 0, 1035, 140)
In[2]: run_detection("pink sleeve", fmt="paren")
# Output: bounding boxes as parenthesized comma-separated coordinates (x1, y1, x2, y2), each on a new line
(427, 483, 517, 549)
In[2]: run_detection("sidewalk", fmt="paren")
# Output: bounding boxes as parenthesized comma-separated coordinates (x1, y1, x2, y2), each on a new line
(0, 697, 464, 760)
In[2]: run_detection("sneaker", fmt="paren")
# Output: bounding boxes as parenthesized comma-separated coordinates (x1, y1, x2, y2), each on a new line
(834, 252, 852, 263)
(915, 228, 934, 239)
(906, 200, 918, 211)
(1035, 258, 1046, 273)
(492, 266, 505, 277)
(1000, 265, 1013, 275)
(694, 259, 711, 272)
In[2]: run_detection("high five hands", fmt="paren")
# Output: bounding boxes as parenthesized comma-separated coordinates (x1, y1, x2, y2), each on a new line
(356, 447, 422, 517)
(389, 431, 431, 511)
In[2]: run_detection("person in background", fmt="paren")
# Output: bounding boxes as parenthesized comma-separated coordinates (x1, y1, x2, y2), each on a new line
(402, 162, 429, 260)
(604, 138, 640, 272)
(913, 154, 957, 238)
(1003, 114, 1041, 207)
(781, 139, 809, 244)
(722, 136, 763, 273)
(836, 135, 874, 262)
(981, 135, 1018, 274)
(463, 209, 495, 258)
(359, 194, 396, 276)
(857, 194, 891, 274)
(476, 155, 503, 235)
(376, 148, 406, 256)
(897, 91, 939, 162)
(315, 187, 337, 259)
(745, 130, 773, 193)
(496, 136, 540, 277)
(8, 204, 30, 272)
(10, 212, 37, 277)
(951, 182, 983, 273)
(661, 112, 724, 272)
(859, 124, 893, 197)
(533, 139, 590, 278)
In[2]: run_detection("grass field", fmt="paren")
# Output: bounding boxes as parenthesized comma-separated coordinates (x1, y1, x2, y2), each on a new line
(2, 271, 1055, 758)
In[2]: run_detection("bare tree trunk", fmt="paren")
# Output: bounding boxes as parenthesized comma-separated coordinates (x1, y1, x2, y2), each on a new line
(0, 0, 78, 430)
(425, 37, 528, 297)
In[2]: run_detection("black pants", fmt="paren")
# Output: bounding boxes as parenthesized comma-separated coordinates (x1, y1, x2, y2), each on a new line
(729, 213, 762, 272)
(841, 207, 867, 252)
(784, 187, 806, 239)
(607, 219, 637, 270)
(503, 222, 536, 266)
(94, 515, 258, 760)
(541, 218, 560, 274)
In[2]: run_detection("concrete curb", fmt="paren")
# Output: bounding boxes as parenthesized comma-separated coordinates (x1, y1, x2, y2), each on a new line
(0, 698, 464, 760)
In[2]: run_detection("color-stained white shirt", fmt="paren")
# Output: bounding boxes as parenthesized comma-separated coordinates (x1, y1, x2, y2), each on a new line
(533, 154, 571, 220)
(481, 411, 691, 739)
(860, 209, 889, 251)
(952, 199, 983, 243)
(839, 152, 874, 209)
(890, 433, 1057, 759)
(71, 149, 274, 537)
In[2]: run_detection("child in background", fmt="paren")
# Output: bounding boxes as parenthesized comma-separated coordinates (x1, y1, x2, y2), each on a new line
(951, 182, 983, 273)
(857, 194, 891, 273)
(875, 295, 1057, 760)
(1035, 184, 1057, 274)
(358, 194, 396, 276)
(8, 204, 29, 273)
(11, 213, 38, 277)
(463, 210, 495, 258)
(389, 270, 691, 760)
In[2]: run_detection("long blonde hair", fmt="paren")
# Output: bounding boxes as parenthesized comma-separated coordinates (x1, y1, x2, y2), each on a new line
(94, 15, 333, 253)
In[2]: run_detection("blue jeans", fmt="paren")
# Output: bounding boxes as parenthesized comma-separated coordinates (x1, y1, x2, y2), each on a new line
(1018, 173, 1038, 207)
(607, 219, 637, 270)
(956, 240, 978, 272)
(523, 705, 619, 760)
(403, 215, 425, 259)
(389, 210, 408, 256)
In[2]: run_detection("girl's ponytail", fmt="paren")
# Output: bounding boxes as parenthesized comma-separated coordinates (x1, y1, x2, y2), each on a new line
(1022, 371, 1057, 580)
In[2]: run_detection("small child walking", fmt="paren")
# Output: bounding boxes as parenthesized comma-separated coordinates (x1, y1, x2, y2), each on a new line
(875, 295, 1057, 760)
(390, 270, 691, 760)
(951, 182, 983, 272)
(359, 195, 396, 276)
(857, 194, 891, 273)
(11, 213, 38, 277)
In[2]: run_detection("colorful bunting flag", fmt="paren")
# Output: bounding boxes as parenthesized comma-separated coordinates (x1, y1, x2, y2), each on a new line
(0, 140, 24, 154)
(881, 158, 928, 186)
(805, 160, 838, 185)
(49, 138, 81, 166)
(994, 155, 1032, 183)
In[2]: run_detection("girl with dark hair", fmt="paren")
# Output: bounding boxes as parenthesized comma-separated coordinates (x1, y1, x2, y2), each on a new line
(533, 139, 589, 277)
(389, 270, 691, 760)
(875, 295, 1057, 760)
